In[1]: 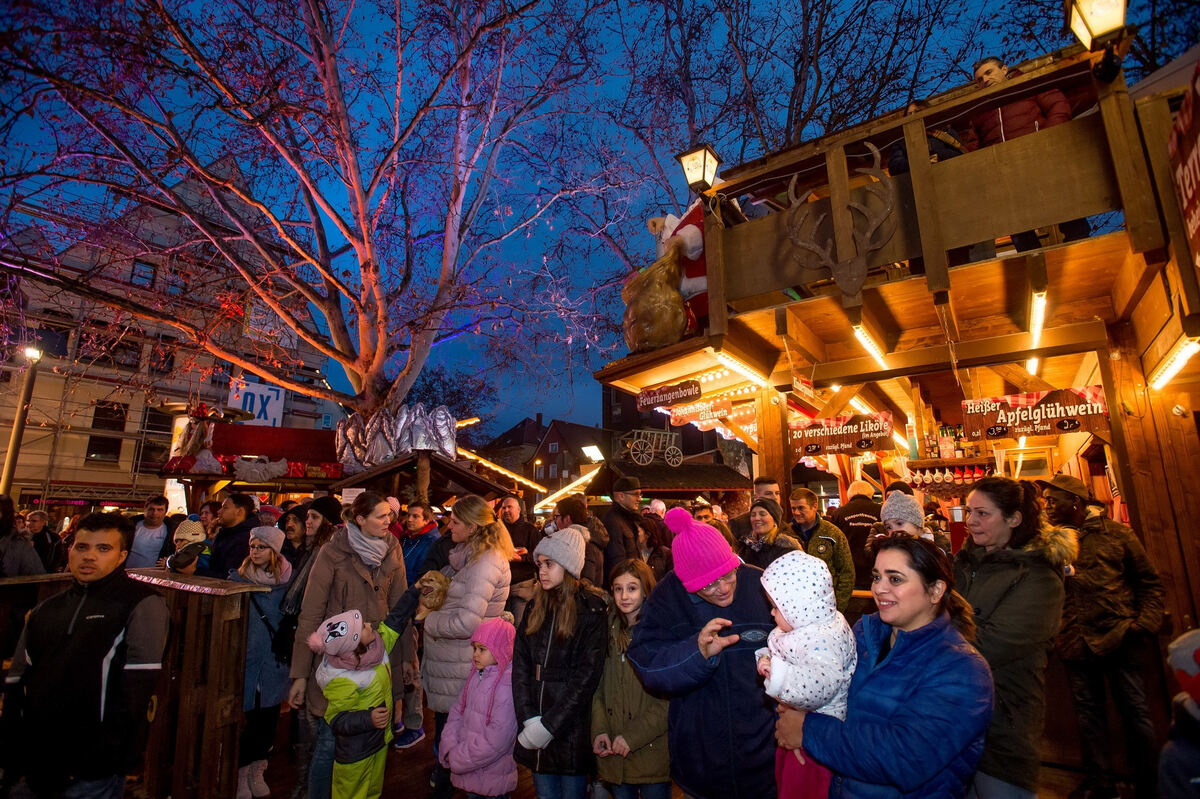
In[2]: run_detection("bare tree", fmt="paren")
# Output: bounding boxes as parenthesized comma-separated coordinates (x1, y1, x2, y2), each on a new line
(0, 0, 613, 416)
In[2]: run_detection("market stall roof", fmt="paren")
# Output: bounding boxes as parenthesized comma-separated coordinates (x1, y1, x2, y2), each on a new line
(330, 451, 512, 503)
(584, 461, 751, 498)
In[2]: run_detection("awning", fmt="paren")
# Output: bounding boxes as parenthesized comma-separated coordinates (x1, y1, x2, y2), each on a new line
(330, 451, 512, 503)
(584, 461, 751, 498)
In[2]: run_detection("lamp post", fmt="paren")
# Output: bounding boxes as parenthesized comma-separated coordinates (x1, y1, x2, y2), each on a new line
(675, 143, 722, 194)
(1064, 0, 1127, 81)
(0, 346, 43, 496)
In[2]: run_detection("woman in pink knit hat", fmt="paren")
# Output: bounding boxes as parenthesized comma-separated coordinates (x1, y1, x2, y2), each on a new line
(626, 507, 776, 799)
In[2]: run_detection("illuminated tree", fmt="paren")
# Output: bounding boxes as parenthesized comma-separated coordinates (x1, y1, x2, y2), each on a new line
(0, 0, 609, 415)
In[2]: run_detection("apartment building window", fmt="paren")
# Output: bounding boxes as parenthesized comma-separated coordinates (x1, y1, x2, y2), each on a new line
(549, 464, 558, 478)
(135, 406, 173, 469)
(149, 337, 176, 375)
(548, 442, 559, 453)
(86, 401, 128, 463)
(79, 329, 141, 370)
(535, 464, 545, 479)
(131, 260, 156, 288)
(32, 312, 73, 358)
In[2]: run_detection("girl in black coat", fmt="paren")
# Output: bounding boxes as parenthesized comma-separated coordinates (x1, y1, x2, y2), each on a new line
(513, 526, 608, 799)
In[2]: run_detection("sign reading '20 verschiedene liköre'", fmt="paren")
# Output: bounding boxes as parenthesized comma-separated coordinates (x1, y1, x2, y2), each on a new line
(789, 412, 895, 459)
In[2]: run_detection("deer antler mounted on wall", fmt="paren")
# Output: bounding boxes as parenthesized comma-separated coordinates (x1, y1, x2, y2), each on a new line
(785, 143, 897, 300)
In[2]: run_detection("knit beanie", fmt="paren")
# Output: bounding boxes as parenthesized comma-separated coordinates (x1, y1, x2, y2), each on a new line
(750, 497, 784, 528)
(173, 520, 208, 545)
(472, 616, 517, 672)
(665, 506, 741, 593)
(533, 526, 587, 578)
(307, 610, 363, 657)
(881, 492, 924, 531)
(309, 495, 344, 527)
(386, 496, 402, 517)
(251, 525, 286, 556)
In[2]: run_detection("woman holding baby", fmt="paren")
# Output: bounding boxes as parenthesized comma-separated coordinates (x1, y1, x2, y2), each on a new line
(773, 534, 994, 798)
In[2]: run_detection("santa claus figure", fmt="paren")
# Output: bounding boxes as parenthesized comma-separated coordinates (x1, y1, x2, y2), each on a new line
(648, 198, 708, 335)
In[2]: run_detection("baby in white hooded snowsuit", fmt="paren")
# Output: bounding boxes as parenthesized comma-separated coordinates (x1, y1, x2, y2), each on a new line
(755, 549, 857, 719)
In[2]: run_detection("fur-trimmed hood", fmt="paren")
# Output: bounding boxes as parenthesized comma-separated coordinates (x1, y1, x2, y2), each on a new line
(958, 522, 1077, 572)
(584, 514, 609, 548)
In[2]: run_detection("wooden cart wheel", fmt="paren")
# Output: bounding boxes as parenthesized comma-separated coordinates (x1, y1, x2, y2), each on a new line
(630, 438, 654, 465)
(664, 446, 683, 467)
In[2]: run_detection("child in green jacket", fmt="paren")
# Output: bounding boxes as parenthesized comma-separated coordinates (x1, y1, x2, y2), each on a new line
(307, 610, 399, 799)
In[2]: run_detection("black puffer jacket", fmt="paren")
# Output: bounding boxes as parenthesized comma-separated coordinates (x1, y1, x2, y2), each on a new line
(513, 587, 609, 775)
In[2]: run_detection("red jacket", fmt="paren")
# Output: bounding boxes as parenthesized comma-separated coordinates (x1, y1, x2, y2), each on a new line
(962, 70, 1072, 151)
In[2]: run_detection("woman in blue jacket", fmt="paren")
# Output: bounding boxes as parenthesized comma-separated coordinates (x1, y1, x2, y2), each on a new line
(627, 508, 776, 799)
(775, 534, 994, 798)
(232, 526, 294, 798)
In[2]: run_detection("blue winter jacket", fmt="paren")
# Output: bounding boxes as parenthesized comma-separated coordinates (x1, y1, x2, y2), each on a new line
(233, 574, 292, 711)
(627, 565, 775, 799)
(402, 527, 441, 583)
(803, 612, 993, 799)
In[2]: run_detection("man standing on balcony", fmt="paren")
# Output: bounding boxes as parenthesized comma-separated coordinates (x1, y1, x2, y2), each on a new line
(962, 56, 1090, 250)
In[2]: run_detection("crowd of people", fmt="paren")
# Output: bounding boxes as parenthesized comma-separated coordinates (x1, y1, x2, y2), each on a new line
(0, 467, 1194, 799)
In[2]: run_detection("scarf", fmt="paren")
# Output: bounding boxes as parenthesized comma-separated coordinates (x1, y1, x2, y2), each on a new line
(241, 558, 293, 586)
(326, 630, 386, 671)
(346, 521, 389, 569)
(742, 536, 765, 552)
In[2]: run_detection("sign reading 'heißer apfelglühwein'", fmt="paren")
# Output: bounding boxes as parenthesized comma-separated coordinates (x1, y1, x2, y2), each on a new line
(789, 412, 895, 460)
(636, 380, 702, 411)
(1168, 58, 1200, 274)
(961, 386, 1109, 441)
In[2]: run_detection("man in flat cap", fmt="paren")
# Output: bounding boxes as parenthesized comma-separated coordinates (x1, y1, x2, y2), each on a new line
(1040, 474, 1164, 799)
(602, 476, 647, 578)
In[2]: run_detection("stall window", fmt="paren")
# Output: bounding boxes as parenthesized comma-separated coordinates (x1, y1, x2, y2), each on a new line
(86, 402, 128, 463)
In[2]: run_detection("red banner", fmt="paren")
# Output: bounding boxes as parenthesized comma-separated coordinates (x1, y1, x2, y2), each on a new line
(789, 412, 894, 460)
(962, 386, 1109, 441)
(670, 398, 733, 426)
(1168, 58, 1200, 275)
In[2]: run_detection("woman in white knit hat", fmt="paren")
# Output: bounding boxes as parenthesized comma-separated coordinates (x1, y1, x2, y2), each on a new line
(231, 526, 294, 797)
(513, 525, 609, 799)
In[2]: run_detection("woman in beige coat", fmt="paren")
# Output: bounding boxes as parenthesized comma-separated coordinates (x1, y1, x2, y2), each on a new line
(286, 491, 411, 799)
(423, 494, 514, 798)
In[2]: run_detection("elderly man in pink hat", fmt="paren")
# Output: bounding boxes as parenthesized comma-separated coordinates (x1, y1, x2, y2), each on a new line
(627, 508, 776, 799)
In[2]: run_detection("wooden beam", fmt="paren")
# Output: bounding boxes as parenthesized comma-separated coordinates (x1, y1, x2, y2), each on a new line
(807, 320, 1110, 386)
(718, 417, 758, 452)
(912, 381, 927, 457)
(825, 145, 857, 270)
(861, 383, 908, 427)
(778, 307, 827, 363)
(933, 291, 959, 343)
(988, 363, 1057, 393)
(904, 118, 950, 294)
(1096, 74, 1164, 254)
(705, 210, 729, 337)
(819, 384, 864, 418)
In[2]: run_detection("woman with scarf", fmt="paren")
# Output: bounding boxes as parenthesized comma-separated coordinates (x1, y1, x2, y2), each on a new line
(421, 494, 514, 798)
(287, 491, 412, 799)
(231, 526, 295, 797)
(735, 497, 799, 571)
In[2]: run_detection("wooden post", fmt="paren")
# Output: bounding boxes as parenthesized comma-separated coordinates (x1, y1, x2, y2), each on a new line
(1096, 74, 1164, 254)
(416, 451, 431, 503)
(824, 146, 856, 265)
(756, 388, 792, 497)
(704, 210, 728, 338)
(903, 119, 950, 294)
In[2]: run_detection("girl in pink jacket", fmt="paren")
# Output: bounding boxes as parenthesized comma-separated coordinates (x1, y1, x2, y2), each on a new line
(439, 616, 519, 798)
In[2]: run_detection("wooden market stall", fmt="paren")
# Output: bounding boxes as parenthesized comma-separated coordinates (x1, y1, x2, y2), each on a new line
(596, 46, 1199, 635)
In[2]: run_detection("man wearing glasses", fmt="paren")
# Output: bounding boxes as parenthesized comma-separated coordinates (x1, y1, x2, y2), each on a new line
(601, 477, 647, 578)
(627, 508, 775, 799)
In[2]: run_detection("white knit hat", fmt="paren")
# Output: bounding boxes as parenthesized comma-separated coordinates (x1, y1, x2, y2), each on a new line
(533, 525, 587, 578)
(250, 525, 286, 556)
(881, 492, 924, 530)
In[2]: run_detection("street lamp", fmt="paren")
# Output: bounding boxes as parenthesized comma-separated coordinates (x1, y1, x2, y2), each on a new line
(675, 144, 722, 194)
(1064, 0, 1125, 50)
(0, 346, 43, 496)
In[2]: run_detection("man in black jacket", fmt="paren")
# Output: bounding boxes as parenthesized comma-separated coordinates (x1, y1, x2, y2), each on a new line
(206, 493, 257, 578)
(827, 480, 881, 590)
(1, 512, 169, 797)
(601, 477, 646, 579)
